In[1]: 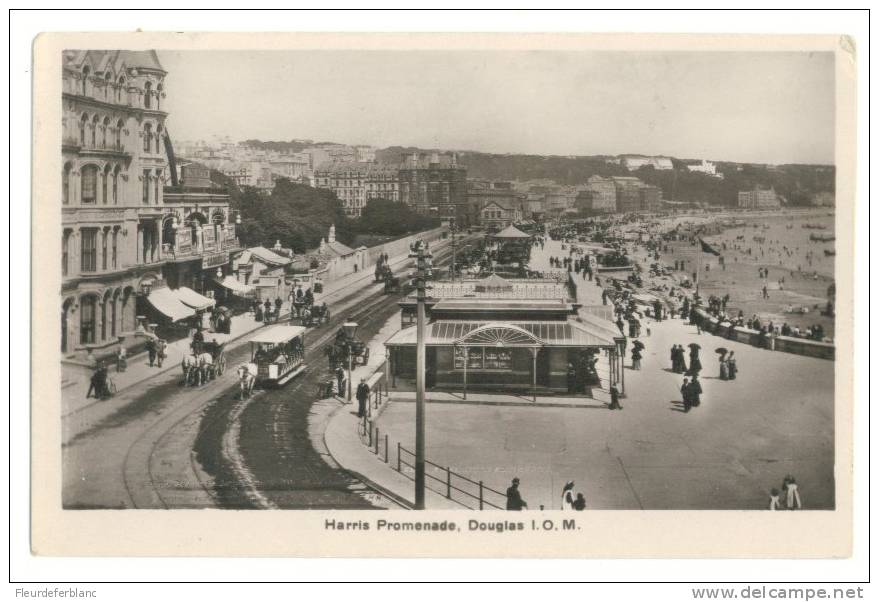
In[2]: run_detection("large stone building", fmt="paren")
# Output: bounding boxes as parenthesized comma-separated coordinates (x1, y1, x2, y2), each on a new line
(466, 181, 526, 229)
(314, 161, 401, 217)
(575, 175, 618, 215)
(738, 188, 780, 209)
(398, 153, 468, 224)
(61, 50, 240, 357)
(620, 155, 674, 171)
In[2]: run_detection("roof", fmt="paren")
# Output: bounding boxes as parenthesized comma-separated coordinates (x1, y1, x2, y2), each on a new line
(426, 279, 570, 301)
(239, 246, 291, 267)
(322, 240, 355, 257)
(64, 49, 166, 75)
(432, 299, 572, 313)
(475, 273, 513, 292)
(251, 325, 307, 344)
(386, 320, 617, 348)
(492, 225, 531, 239)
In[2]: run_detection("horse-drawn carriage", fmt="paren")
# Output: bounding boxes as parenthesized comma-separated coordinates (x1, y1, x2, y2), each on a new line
(181, 336, 227, 387)
(302, 302, 331, 327)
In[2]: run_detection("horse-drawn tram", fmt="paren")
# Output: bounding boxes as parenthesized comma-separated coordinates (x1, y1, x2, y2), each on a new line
(250, 325, 308, 387)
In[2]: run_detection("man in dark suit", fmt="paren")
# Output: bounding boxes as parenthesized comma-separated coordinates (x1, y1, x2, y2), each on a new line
(355, 377, 370, 418)
(506, 478, 527, 511)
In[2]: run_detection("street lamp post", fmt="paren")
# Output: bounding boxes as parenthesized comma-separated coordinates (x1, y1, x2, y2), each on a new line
(409, 240, 432, 509)
(342, 320, 358, 403)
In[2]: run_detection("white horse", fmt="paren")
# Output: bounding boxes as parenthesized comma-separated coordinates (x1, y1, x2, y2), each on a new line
(237, 363, 257, 399)
(198, 352, 215, 383)
(182, 354, 200, 386)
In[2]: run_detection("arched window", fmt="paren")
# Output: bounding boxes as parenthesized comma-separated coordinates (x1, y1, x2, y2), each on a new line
(156, 83, 163, 110)
(101, 227, 109, 270)
(101, 293, 109, 341)
(154, 169, 161, 204)
(144, 81, 152, 109)
(155, 125, 162, 154)
(110, 290, 119, 337)
(117, 76, 125, 103)
(81, 165, 98, 204)
(142, 170, 150, 204)
(62, 230, 71, 276)
(111, 228, 119, 268)
(104, 73, 111, 101)
(91, 115, 98, 148)
(81, 66, 90, 96)
(79, 114, 88, 145)
(112, 165, 120, 204)
(143, 123, 152, 153)
(80, 295, 96, 345)
(115, 119, 123, 149)
(102, 116, 109, 148)
(62, 163, 71, 204)
(101, 165, 110, 204)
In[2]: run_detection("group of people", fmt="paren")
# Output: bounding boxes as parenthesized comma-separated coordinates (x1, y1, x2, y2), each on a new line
(86, 361, 111, 400)
(769, 475, 803, 510)
(669, 343, 700, 375)
(679, 375, 703, 412)
(717, 350, 738, 381)
(561, 481, 587, 511)
(144, 337, 168, 368)
(252, 297, 284, 323)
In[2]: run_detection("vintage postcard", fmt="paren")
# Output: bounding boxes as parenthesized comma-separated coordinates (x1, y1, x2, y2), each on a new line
(31, 31, 856, 557)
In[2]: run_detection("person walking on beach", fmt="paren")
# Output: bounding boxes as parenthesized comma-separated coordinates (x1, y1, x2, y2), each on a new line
(726, 351, 737, 380)
(769, 488, 782, 511)
(783, 475, 802, 510)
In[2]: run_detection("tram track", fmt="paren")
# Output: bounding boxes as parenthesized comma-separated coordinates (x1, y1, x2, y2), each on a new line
(111, 236, 467, 510)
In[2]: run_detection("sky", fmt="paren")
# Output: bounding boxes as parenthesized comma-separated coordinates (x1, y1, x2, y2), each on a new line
(159, 50, 835, 165)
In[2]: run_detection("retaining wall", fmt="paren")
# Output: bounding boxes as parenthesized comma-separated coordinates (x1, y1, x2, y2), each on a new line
(692, 309, 834, 361)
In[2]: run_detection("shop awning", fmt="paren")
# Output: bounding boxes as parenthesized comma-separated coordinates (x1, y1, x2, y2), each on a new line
(251, 325, 307, 345)
(214, 275, 254, 297)
(146, 287, 196, 322)
(385, 319, 617, 348)
(174, 286, 216, 311)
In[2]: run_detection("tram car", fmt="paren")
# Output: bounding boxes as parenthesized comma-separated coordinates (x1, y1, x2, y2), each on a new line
(250, 325, 308, 387)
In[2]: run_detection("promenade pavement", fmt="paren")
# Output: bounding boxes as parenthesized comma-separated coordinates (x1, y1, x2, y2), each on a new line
(374, 313, 834, 510)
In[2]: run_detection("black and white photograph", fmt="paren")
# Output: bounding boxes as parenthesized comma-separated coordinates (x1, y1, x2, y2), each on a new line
(26, 26, 860, 563)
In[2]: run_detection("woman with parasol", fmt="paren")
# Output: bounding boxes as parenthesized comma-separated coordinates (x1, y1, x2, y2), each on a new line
(716, 347, 729, 380)
(631, 340, 644, 370)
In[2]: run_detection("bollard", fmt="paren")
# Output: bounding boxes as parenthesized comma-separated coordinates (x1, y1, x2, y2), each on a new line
(375, 427, 380, 455)
(384, 434, 389, 463)
(446, 467, 452, 499)
(479, 481, 484, 510)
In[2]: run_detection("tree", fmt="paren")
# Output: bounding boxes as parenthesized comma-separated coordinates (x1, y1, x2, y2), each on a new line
(357, 198, 439, 236)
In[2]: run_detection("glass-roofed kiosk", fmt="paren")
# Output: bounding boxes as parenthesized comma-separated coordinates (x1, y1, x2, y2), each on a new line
(385, 274, 625, 400)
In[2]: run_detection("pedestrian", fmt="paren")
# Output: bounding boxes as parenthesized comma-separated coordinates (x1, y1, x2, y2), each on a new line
(156, 338, 166, 368)
(631, 346, 642, 370)
(719, 352, 729, 381)
(671, 345, 680, 373)
(769, 488, 781, 511)
(608, 384, 622, 410)
(116, 344, 127, 373)
(726, 351, 737, 380)
(681, 377, 691, 412)
(783, 476, 802, 510)
(86, 361, 102, 399)
(146, 337, 157, 367)
(505, 477, 527, 511)
(561, 481, 576, 510)
(689, 375, 703, 407)
(335, 365, 346, 399)
(275, 296, 283, 316)
(355, 377, 370, 418)
(573, 493, 587, 510)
